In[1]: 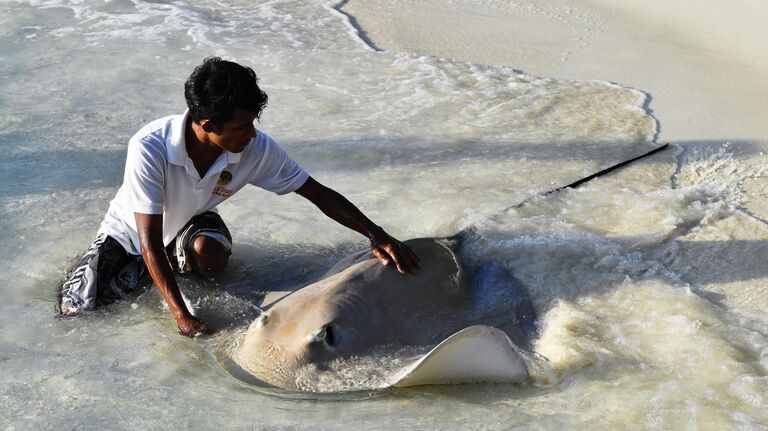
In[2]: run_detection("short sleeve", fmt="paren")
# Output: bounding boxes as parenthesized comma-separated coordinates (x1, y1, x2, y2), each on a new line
(123, 137, 165, 214)
(249, 133, 309, 195)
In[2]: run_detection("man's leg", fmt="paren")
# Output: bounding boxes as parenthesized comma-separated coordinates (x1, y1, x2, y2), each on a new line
(171, 211, 232, 276)
(60, 234, 139, 315)
(191, 235, 229, 274)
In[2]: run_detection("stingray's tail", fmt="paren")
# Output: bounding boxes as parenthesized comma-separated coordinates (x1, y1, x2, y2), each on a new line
(512, 143, 670, 209)
(451, 143, 671, 242)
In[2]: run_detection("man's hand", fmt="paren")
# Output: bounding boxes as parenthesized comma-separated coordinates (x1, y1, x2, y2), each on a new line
(177, 315, 214, 338)
(370, 229, 421, 275)
(295, 177, 421, 275)
(136, 212, 213, 339)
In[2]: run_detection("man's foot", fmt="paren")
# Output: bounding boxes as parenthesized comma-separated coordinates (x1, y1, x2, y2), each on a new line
(59, 300, 76, 316)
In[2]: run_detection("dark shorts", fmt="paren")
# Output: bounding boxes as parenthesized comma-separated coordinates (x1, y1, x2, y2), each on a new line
(59, 211, 231, 315)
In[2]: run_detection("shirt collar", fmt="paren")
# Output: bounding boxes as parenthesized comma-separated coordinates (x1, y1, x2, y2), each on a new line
(167, 109, 190, 166)
(224, 146, 241, 165)
(167, 109, 242, 168)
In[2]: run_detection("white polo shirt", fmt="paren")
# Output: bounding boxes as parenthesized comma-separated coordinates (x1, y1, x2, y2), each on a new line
(98, 110, 309, 255)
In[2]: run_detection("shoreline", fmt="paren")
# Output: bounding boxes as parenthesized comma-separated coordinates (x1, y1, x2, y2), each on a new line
(329, 0, 382, 52)
(339, 0, 768, 145)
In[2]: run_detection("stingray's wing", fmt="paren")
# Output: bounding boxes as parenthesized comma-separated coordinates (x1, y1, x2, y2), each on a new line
(390, 325, 529, 387)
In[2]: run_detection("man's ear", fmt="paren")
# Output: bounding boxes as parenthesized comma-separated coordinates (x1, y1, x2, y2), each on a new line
(199, 119, 217, 134)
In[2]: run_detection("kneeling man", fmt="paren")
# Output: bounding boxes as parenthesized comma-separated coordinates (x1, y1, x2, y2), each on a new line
(60, 57, 420, 337)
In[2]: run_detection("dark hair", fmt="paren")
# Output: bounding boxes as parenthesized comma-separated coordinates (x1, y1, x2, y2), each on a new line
(184, 57, 268, 127)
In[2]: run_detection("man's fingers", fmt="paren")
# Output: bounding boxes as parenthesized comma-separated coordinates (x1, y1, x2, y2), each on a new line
(399, 244, 421, 270)
(399, 244, 421, 274)
(179, 327, 196, 338)
(385, 243, 413, 275)
(179, 317, 214, 338)
(199, 323, 214, 335)
(372, 241, 421, 275)
(372, 247, 390, 266)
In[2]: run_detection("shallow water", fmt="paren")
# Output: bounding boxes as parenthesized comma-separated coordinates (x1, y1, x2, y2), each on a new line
(2, 0, 768, 429)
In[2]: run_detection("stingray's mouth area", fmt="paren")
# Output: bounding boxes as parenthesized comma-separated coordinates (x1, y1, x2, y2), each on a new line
(290, 344, 435, 392)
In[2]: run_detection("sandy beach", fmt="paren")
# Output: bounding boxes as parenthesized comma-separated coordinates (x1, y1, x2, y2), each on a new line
(342, 0, 768, 143)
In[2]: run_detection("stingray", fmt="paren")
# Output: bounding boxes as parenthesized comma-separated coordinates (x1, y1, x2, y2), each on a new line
(231, 237, 537, 390)
(228, 145, 669, 390)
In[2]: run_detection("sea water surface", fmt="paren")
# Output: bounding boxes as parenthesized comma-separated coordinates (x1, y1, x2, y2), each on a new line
(2, 0, 768, 429)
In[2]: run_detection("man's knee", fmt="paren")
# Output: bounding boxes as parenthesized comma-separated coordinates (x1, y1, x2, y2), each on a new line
(191, 235, 230, 274)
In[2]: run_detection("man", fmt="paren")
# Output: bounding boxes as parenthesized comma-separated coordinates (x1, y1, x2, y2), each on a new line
(60, 57, 420, 337)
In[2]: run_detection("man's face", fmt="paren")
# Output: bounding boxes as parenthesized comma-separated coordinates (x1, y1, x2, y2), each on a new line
(208, 109, 258, 153)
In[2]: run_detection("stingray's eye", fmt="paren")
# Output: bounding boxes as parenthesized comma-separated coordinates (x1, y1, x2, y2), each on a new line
(324, 325, 337, 347)
(309, 325, 339, 347)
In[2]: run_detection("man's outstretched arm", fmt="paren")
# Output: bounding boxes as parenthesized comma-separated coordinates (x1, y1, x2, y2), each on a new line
(135, 213, 213, 337)
(295, 176, 421, 274)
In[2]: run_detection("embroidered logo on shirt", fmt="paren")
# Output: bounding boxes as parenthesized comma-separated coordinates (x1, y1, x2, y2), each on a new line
(218, 170, 233, 185)
(212, 186, 234, 197)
